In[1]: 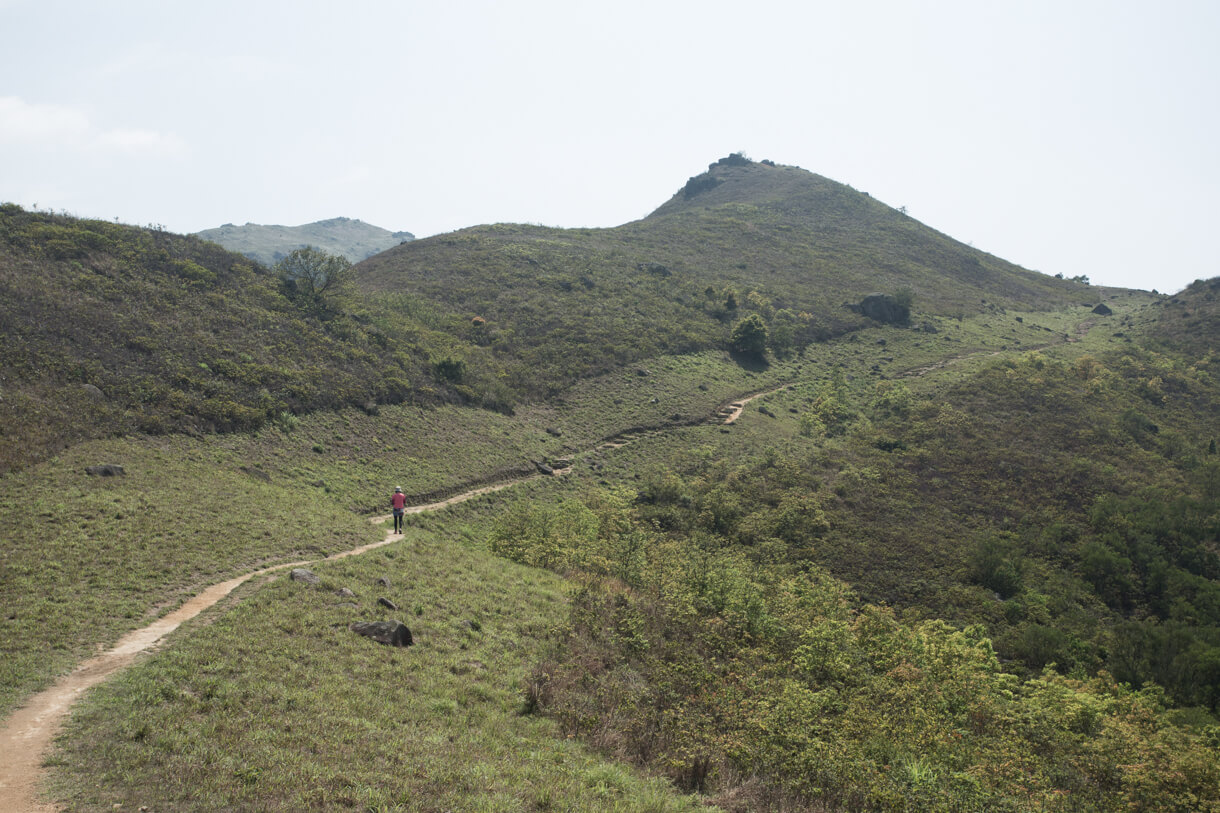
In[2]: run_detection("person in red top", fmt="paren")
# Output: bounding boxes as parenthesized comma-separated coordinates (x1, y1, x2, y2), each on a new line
(391, 486, 407, 534)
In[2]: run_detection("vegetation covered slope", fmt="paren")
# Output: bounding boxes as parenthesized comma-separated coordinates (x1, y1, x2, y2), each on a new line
(4, 158, 1218, 811)
(487, 294, 1220, 810)
(197, 216, 415, 265)
(354, 156, 1097, 395)
(0, 205, 464, 472)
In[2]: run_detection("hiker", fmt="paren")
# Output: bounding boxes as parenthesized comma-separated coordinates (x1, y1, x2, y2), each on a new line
(391, 486, 407, 534)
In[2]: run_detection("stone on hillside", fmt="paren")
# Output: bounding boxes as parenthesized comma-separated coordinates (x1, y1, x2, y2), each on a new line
(85, 464, 125, 477)
(349, 620, 413, 647)
(336, 587, 356, 597)
(545, 427, 562, 437)
(550, 458, 572, 470)
(290, 568, 321, 584)
(376, 576, 391, 588)
(378, 597, 399, 610)
(1092, 303, 1113, 315)
(81, 383, 105, 400)
(535, 460, 554, 475)
(847, 293, 910, 325)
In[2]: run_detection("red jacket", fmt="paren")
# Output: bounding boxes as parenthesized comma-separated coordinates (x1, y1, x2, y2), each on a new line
(391, 492, 407, 510)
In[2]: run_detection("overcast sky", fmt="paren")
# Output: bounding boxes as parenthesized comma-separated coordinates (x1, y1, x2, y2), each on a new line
(2, 0, 1216, 293)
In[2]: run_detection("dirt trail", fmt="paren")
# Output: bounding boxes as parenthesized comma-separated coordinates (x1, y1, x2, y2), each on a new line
(720, 386, 785, 423)
(899, 319, 1094, 379)
(0, 386, 773, 811)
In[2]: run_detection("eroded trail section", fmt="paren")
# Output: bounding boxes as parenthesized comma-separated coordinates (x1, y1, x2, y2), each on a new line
(0, 387, 773, 812)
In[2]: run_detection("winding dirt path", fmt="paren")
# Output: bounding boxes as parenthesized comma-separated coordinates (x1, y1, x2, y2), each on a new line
(0, 387, 770, 812)
(720, 386, 786, 423)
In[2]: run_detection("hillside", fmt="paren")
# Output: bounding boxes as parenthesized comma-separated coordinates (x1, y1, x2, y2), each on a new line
(2, 158, 1218, 811)
(355, 156, 1098, 394)
(0, 205, 453, 472)
(197, 216, 415, 265)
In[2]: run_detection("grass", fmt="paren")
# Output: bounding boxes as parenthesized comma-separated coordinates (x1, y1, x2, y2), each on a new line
(0, 347, 799, 720)
(45, 519, 708, 812)
(8, 293, 1214, 810)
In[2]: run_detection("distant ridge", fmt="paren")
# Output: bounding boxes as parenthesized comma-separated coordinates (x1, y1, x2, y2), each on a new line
(197, 217, 414, 265)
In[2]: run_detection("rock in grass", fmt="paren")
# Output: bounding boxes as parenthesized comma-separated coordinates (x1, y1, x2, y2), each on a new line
(376, 576, 391, 588)
(378, 597, 399, 610)
(85, 464, 125, 477)
(349, 620, 413, 647)
(336, 587, 356, 597)
(1092, 303, 1113, 315)
(290, 568, 321, 584)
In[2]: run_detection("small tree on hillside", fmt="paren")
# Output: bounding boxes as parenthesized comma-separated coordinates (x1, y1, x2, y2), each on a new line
(276, 247, 352, 307)
(730, 313, 768, 358)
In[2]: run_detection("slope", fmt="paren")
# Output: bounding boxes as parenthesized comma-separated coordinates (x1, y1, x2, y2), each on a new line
(355, 156, 1099, 396)
(0, 205, 462, 472)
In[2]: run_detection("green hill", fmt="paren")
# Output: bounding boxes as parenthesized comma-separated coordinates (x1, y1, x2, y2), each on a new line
(197, 216, 415, 266)
(354, 156, 1096, 395)
(2, 158, 1218, 811)
(0, 205, 450, 472)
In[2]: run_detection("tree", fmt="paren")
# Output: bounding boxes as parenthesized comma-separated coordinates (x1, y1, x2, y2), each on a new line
(276, 247, 352, 306)
(729, 313, 768, 357)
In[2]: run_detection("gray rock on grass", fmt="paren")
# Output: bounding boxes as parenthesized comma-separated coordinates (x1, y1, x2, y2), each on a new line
(349, 620, 413, 647)
(85, 464, 125, 477)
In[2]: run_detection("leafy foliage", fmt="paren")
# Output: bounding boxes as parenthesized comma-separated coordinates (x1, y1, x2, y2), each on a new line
(275, 246, 352, 306)
(729, 313, 767, 357)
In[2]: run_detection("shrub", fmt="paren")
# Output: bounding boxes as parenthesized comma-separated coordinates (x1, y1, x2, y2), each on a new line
(729, 314, 768, 357)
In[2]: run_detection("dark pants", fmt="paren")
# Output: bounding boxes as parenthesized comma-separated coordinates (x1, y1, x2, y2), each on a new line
(393, 508, 404, 532)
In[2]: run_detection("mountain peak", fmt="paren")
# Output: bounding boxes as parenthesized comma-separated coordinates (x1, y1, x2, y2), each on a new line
(645, 154, 885, 224)
(197, 218, 414, 265)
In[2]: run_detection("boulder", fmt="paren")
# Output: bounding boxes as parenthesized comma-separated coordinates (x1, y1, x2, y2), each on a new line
(349, 620, 413, 647)
(376, 576, 391, 588)
(81, 383, 105, 400)
(335, 587, 356, 598)
(85, 464, 125, 477)
(847, 293, 910, 325)
(378, 597, 399, 610)
(535, 460, 554, 476)
(1092, 303, 1113, 315)
(290, 568, 321, 584)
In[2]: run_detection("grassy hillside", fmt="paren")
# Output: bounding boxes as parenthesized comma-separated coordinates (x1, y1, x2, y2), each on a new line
(197, 216, 415, 265)
(0, 205, 476, 472)
(4, 158, 1218, 810)
(354, 157, 1097, 396)
(480, 294, 1220, 809)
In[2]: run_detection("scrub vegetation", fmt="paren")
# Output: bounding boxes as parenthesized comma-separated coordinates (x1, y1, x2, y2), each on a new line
(2, 157, 1218, 811)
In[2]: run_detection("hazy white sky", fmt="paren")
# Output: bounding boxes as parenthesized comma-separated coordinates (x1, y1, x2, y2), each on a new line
(2, 0, 1216, 292)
